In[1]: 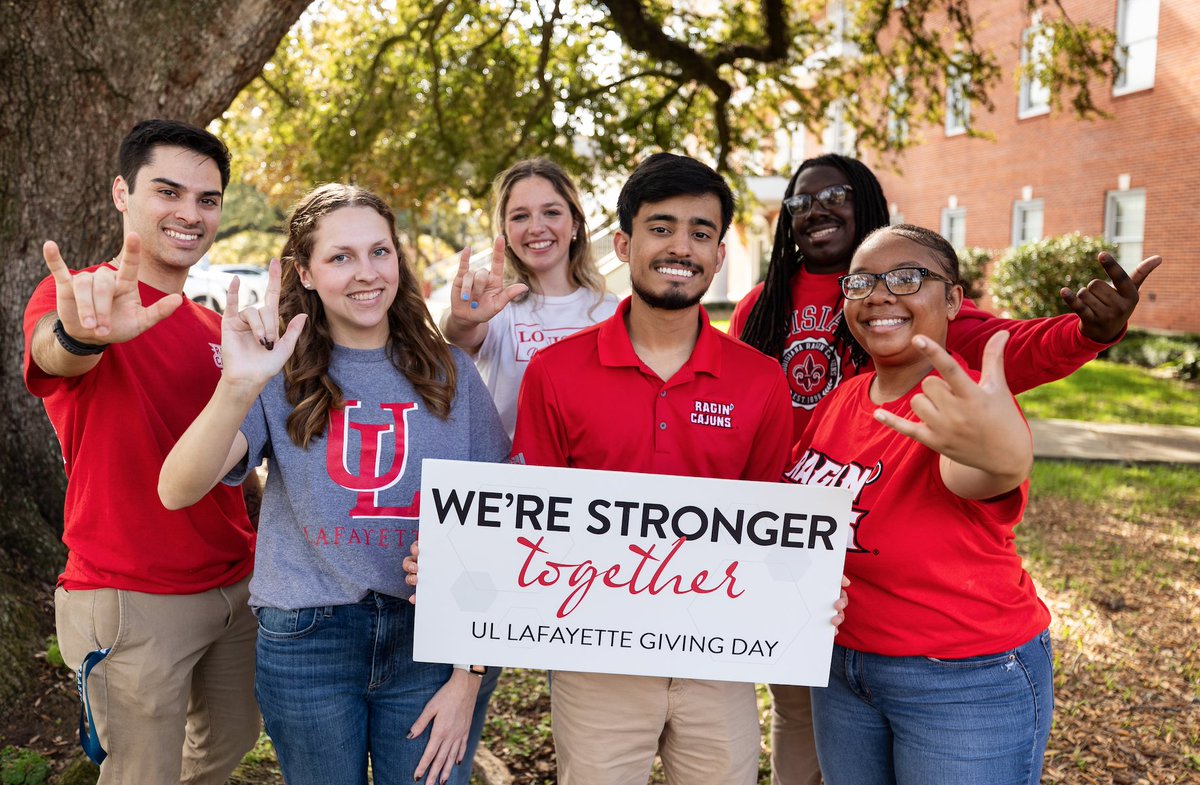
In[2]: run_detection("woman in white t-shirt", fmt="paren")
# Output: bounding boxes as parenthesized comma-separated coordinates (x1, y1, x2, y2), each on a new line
(441, 159, 618, 437)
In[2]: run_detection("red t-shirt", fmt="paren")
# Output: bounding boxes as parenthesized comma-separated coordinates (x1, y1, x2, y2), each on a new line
(24, 267, 254, 594)
(512, 298, 792, 483)
(731, 270, 1111, 441)
(784, 363, 1050, 658)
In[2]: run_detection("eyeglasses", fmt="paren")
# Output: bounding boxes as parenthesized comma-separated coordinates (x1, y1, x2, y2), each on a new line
(783, 184, 854, 216)
(838, 267, 955, 300)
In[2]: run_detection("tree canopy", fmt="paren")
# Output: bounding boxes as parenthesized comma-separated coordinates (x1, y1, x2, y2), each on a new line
(217, 0, 1118, 221)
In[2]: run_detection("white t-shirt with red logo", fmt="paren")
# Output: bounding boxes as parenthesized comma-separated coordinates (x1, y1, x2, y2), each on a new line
(476, 288, 618, 438)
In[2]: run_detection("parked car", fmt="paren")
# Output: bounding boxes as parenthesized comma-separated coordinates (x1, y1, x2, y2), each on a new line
(184, 260, 270, 313)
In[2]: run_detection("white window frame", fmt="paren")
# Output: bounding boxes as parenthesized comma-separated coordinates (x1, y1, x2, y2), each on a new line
(940, 207, 967, 250)
(1011, 199, 1045, 246)
(886, 70, 910, 145)
(1114, 0, 1159, 96)
(1018, 26, 1052, 118)
(823, 100, 856, 155)
(945, 66, 970, 136)
(1104, 189, 1146, 272)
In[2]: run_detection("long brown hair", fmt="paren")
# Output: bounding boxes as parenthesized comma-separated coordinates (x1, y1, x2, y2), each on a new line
(492, 159, 606, 302)
(278, 184, 457, 448)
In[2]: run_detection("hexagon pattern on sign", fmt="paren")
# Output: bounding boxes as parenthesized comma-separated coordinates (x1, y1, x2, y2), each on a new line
(451, 570, 498, 613)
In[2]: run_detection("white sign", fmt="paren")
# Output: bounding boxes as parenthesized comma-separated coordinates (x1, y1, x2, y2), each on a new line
(413, 459, 852, 686)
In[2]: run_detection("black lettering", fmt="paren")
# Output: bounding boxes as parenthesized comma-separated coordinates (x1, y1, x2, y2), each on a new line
(587, 499, 611, 535)
(746, 510, 780, 546)
(432, 488, 475, 525)
(547, 496, 572, 532)
(671, 505, 709, 542)
(711, 507, 744, 544)
(478, 491, 503, 527)
(809, 515, 838, 550)
(614, 500, 639, 536)
(641, 503, 670, 539)
(781, 513, 807, 548)
(514, 493, 546, 529)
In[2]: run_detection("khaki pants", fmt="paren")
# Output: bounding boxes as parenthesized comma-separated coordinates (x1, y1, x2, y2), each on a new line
(55, 577, 260, 785)
(768, 684, 822, 785)
(551, 671, 760, 785)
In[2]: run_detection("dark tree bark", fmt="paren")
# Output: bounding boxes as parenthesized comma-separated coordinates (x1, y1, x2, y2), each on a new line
(0, 0, 309, 709)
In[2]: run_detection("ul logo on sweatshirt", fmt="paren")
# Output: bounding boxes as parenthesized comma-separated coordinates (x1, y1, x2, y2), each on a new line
(326, 400, 421, 520)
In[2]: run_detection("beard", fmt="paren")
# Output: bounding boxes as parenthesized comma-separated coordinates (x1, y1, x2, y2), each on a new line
(631, 260, 707, 311)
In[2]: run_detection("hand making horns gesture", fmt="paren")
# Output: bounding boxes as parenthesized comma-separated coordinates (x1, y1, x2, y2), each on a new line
(873, 331, 1033, 501)
(218, 258, 307, 389)
(1065, 251, 1162, 343)
(44, 232, 181, 345)
(448, 236, 528, 324)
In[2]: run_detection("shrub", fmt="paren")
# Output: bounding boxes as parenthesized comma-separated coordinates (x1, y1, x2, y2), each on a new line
(0, 748, 50, 785)
(956, 246, 993, 300)
(1104, 330, 1200, 381)
(990, 233, 1114, 320)
(45, 635, 66, 670)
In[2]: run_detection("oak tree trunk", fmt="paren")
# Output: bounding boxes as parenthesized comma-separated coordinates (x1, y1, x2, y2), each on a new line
(0, 0, 309, 709)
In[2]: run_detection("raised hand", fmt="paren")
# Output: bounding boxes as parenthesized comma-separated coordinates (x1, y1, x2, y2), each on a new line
(45, 232, 181, 345)
(447, 236, 528, 325)
(1062, 252, 1162, 343)
(873, 331, 1032, 499)
(219, 258, 306, 388)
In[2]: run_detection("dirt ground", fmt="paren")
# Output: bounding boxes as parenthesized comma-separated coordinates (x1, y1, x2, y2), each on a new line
(3, 489, 1197, 784)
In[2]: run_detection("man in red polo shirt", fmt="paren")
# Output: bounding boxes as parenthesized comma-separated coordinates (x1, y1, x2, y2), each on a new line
(511, 153, 794, 785)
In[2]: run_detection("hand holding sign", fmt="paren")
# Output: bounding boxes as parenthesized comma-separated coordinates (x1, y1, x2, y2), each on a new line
(403, 541, 420, 604)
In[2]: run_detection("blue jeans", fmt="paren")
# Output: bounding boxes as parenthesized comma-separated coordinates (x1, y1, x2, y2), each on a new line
(255, 593, 497, 785)
(811, 629, 1054, 785)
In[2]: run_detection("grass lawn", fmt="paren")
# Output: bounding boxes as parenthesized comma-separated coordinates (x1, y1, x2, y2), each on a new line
(1017, 359, 1200, 427)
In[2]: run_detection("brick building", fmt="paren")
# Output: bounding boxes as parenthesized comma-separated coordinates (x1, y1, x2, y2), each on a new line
(862, 0, 1195, 333)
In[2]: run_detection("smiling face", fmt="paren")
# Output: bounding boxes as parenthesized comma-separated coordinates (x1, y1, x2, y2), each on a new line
(502, 175, 579, 291)
(790, 165, 857, 275)
(297, 206, 400, 349)
(112, 144, 223, 287)
(844, 230, 963, 368)
(616, 193, 726, 311)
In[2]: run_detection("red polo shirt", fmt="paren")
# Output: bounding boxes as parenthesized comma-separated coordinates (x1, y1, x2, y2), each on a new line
(512, 297, 792, 482)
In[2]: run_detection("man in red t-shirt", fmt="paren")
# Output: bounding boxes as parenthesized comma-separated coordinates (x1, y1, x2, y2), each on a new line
(22, 120, 258, 785)
(510, 154, 796, 785)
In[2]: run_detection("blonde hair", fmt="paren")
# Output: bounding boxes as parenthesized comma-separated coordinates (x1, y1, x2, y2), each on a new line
(492, 159, 606, 301)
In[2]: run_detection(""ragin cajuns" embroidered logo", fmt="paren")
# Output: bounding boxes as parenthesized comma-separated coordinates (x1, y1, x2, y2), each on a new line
(690, 399, 735, 429)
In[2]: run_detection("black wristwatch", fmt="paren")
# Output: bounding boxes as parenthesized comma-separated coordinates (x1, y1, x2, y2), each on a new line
(468, 664, 489, 676)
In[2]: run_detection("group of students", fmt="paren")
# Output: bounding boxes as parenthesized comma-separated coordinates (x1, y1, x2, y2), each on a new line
(23, 118, 1157, 785)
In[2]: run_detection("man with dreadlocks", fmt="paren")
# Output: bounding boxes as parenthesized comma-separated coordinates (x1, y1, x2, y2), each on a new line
(730, 153, 1160, 785)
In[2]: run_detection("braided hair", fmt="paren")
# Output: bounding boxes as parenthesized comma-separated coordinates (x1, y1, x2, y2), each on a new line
(738, 154, 890, 370)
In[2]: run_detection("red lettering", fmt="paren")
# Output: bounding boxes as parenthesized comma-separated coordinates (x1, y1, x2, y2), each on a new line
(516, 536, 742, 617)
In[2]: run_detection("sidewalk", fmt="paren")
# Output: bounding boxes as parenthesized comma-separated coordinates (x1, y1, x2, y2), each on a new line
(1029, 418, 1200, 464)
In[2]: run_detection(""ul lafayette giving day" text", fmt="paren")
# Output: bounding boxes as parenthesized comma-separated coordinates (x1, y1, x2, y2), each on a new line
(431, 487, 840, 618)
